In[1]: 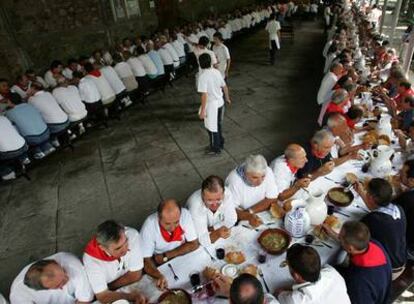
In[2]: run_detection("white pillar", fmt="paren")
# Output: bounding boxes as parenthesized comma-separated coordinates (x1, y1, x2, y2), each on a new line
(390, 0, 403, 44)
(380, 0, 388, 34)
(403, 30, 414, 75)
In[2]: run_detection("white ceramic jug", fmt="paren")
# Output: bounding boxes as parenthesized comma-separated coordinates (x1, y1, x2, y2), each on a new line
(284, 199, 311, 238)
(306, 189, 328, 226)
(369, 145, 395, 177)
(376, 115, 393, 138)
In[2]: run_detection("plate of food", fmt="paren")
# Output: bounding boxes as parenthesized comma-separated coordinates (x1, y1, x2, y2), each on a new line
(221, 264, 239, 278)
(270, 202, 285, 219)
(240, 264, 258, 277)
(202, 266, 220, 280)
(225, 251, 246, 265)
(158, 289, 192, 304)
(258, 228, 291, 255)
(327, 187, 354, 207)
(313, 215, 341, 240)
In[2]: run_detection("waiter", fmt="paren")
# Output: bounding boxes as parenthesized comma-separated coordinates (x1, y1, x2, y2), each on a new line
(197, 53, 231, 156)
(265, 13, 281, 65)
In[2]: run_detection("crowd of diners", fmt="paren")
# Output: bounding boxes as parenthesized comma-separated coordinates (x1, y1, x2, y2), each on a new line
(1, 0, 414, 303)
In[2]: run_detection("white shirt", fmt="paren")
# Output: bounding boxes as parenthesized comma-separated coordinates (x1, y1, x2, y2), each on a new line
(10, 252, 94, 304)
(197, 68, 226, 132)
(187, 188, 237, 247)
(140, 208, 198, 257)
(44, 70, 58, 88)
(78, 77, 101, 103)
(225, 167, 279, 210)
(114, 62, 135, 79)
(194, 47, 218, 66)
(0, 294, 7, 304)
(265, 20, 281, 41)
(164, 43, 180, 67)
(213, 43, 231, 78)
(29, 91, 68, 124)
(127, 57, 147, 77)
(278, 265, 351, 304)
(52, 86, 87, 122)
(0, 116, 25, 152)
(270, 155, 296, 194)
(83, 227, 144, 294)
(62, 65, 81, 80)
(172, 40, 186, 58)
(85, 74, 115, 103)
(317, 72, 338, 105)
(138, 54, 158, 76)
(11, 85, 29, 100)
(157, 48, 174, 66)
(100, 66, 126, 94)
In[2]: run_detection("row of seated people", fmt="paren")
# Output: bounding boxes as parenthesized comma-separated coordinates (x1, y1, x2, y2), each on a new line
(0, 4, 282, 181)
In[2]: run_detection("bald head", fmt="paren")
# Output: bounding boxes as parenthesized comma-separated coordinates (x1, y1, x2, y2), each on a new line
(158, 199, 181, 232)
(285, 144, 308, 169)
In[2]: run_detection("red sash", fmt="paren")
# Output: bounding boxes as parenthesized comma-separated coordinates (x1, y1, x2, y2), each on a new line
(84, 237, 117, 261)
(160, 224, 184, 243)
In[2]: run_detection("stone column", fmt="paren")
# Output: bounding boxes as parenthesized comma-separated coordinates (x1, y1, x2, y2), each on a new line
(379, 0, 388, 34)
(403, 29, 414, 75)
(389, 0, 403, 44)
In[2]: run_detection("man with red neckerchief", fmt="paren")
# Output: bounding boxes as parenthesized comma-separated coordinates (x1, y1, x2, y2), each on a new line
(83, 220, 147, 304)
(141, 199, 199, 290)
(270, 144, 310, 202)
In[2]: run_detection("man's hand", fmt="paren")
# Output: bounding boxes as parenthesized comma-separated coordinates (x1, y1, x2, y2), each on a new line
(130, 291, 148, 304)
(217, 226, 231, 239)
(226, 98, 231, 105)
(156, 275, 168, 290)
(274, 286, 292, 296)
(199, 108, 206, 120)
(319, 161, 335, 175)
(353, 181, 365, 196)
(295, 177, 311, 189)
(212, 274, 232, 297)
(248, 214, 263, 227)
(154, 254, 164, 265)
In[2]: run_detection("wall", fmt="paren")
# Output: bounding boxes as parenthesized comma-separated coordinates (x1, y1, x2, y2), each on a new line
(0, 0, 257, 80)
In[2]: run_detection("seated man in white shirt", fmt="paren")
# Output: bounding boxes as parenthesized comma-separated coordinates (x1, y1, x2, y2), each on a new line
(270, 144, 310, 202)
(159, 35, 180, 68)
(28, 83, 70, 147)
(72, 71, 108, 128)
(112, 53, 139, 94)
(100, 65, 133, 108)
(226, 154, 279, 227)
(9, 252, 94, 304)
(141, 199, 199, 289)
(124, 51, 151, 96)
(136, 46, 158, 80)
(276, 244, 351, 304)
(44, 60, 64, 89)
(83, 220, 147, 304)
(0, 293, 6, 304)
(187, 175, 237, 247)
(62, 58, 82, 80)
(0, 115, 28, 181)
(11, 74, 31, 100)
(52, 78, 88, 130)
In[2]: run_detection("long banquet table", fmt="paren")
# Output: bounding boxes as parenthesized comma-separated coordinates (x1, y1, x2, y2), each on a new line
(121, 108, 405, 303)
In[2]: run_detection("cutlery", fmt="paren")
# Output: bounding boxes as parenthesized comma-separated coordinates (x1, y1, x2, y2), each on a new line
(319, 240, 333, 248)
(324, 177, 342, 185)
(334, 209, 350, 217)
(258, 267, 270, 293)
(355, 204, 370, 213)
(203, 247, 217, 261)
(167, 263, 179, 281)
(241, 224, 259, 232)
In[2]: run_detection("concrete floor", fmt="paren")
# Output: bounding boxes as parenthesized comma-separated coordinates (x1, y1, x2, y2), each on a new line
(0, 20, 325, 295)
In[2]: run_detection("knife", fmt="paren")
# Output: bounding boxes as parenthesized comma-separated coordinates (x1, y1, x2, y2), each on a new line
(258, 267, 270, 293)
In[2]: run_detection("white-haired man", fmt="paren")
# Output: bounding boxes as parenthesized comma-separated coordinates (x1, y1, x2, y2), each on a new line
(187, 175, 237, 247)
(296, 129, 355, 179)
(226, 154, 279, 227)
(270, 144, 310, 201)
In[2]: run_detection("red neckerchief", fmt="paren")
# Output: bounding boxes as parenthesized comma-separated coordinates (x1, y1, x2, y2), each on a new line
(84, 237, 118, 261)
(351, 241, 387, 268)
(89, 70, 102, 77)
(344, 114, 356, 129)
(159, 223, 184, 243)
(286, 159, 298, 174)
(326, 102, 345, 115)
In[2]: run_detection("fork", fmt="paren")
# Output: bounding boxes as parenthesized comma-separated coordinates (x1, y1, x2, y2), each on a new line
(203, 247, 217, 261)
(167, 263, 179, 281)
